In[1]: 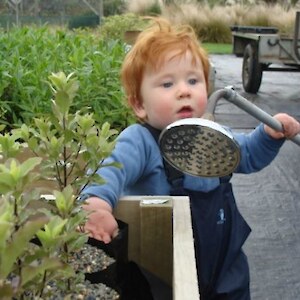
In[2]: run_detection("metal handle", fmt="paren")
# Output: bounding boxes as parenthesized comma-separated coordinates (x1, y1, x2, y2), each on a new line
(208, 87, 300, 147)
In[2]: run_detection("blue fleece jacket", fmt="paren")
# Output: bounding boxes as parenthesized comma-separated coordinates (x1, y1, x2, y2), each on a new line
(82, 123, 284, 208)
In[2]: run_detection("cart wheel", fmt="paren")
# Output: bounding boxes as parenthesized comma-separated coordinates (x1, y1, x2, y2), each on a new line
(242, 44, 263, 93)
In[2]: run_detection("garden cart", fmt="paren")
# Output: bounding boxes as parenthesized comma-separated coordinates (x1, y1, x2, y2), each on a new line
(231, 11, 300, 93)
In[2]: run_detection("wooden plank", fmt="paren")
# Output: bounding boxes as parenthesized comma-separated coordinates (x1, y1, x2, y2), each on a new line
(173, 197, 200, 300)
(139, 196, 173, 285)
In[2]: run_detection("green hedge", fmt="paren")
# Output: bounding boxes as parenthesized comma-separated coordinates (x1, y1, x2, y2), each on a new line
(0, 26, 135, 131)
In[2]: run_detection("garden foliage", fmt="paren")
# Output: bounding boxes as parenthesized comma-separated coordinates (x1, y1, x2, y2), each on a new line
(0, 25, 135, 131)
(0, 72, 120, 298)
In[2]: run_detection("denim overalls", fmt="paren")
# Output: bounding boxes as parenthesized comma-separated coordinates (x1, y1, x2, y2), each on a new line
(144, 124, 252, 300)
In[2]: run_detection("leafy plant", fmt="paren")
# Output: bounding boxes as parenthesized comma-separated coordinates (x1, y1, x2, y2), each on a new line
(0, 71, 120, 298)
(0, 26, 133, 132)
(0, 130, 67, 298)
(100, 13, 149, 41)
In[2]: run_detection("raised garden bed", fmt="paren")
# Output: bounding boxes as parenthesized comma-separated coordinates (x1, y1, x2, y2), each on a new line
(114, 195, 199, 300)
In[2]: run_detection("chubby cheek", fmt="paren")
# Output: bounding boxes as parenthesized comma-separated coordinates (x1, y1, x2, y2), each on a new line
(197, 94, 208, 115)
(147, 102, 174, 129)
(155, 102, 172, 117)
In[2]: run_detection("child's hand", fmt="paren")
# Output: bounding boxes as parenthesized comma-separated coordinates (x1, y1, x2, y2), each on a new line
(264, 113, 300, 140)
(82, 197, 119, 243)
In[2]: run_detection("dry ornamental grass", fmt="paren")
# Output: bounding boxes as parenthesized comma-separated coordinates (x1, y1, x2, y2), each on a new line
(126, 1, 298, 43)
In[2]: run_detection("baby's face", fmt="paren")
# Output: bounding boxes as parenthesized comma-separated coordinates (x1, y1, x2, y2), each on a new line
(133, 50, 208, 130)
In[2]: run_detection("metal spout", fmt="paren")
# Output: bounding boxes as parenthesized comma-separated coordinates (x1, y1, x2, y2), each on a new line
(207, 87, 300, 146)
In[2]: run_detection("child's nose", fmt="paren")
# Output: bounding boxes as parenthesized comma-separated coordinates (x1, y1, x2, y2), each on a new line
(176, 82, 191, 99)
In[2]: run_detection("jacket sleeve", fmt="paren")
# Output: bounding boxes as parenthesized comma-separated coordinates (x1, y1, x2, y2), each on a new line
(233, 124, 285, 173)
(81, 125, 156, 208)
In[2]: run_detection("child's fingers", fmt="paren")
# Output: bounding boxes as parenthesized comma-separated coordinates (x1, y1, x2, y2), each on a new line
(101, 232, 112, 244)
(282, 120, 300, 138)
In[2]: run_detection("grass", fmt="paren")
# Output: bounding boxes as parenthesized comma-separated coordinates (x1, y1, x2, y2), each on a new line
(202, 43, 233, 54)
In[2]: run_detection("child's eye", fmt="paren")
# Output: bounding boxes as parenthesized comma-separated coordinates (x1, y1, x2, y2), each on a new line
(162, 82, 173, 88)
(188, 78, 198, 85)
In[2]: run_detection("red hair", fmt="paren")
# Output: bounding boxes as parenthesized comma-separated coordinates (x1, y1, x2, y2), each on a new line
(121, 17, 210, 109)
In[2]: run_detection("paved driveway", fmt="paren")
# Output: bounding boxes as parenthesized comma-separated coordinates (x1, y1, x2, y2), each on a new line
(210, 55, 300, 300)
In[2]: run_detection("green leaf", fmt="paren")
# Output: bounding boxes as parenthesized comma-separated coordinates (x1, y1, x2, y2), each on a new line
(0, 134, 21, 158)
(0, 221, 12, 253)
(15, 124, 30, 141)
(0, 217, 49, 278)
(36, 216, 67, 249)
(27, 137, 38, 150)
(49, 71, 67, 91)
(0, 201, 13, 223)
(49, 136, 61, 157)
(49, 72, 79, 116)
(19, 157, 42, 177)
(53, 186, 75, 216)
(100, 122, 111, 137)
(0, 158, 42, 192)
(64, 233, 88, 253)
(78, 114, 95, 132)
(65, 77, 79, 100)
(55, 90, 71, 114)
(0, 173, 15, 193)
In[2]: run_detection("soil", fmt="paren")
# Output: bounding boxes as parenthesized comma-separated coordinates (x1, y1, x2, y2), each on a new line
(210, 54, 300, 300)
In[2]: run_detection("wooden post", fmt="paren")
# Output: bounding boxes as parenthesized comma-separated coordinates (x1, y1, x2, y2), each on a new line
(139, 197, 173, 285)
(113, 197, 142, 265)
(114, 196, 200, 299)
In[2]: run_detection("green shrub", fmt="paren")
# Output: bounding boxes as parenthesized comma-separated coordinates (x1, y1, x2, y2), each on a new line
(0, 26, 135, 131)
(100, 13, 149, 40)
(0, 72, 119, 298)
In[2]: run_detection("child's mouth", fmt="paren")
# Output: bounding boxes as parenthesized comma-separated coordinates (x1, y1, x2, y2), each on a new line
(177, 106, 193, 118)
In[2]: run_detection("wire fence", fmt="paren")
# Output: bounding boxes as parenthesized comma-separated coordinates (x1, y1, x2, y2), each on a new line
(0, 0, 112, 29)
(0, 14, 100, 29)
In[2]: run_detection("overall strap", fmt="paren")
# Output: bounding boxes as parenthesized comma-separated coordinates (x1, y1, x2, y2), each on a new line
(143, 123, 185, 194)
(142, 123, 161, 142)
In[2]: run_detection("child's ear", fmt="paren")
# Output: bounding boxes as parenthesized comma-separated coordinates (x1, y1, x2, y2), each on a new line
(131, 97, 147, 120)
